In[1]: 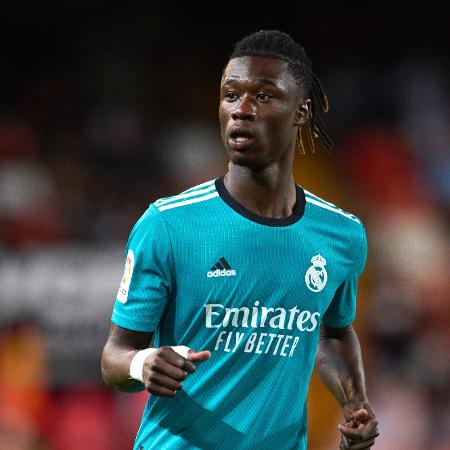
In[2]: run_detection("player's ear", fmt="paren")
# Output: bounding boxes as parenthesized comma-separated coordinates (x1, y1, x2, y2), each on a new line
(294, 99, 311, 126)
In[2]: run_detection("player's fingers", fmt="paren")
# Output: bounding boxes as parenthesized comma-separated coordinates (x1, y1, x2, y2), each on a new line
(146, 383, 177, 397)
(348, 438, 376, 450)
(339, 424, 361, 440)
(187, 350, 211, 362)
(340, 435, 350, 449)
(339, 423, 379, 440)
(362, 402, 376, 417)
(345, 418, 360, 429)
(149, 359, 189, 381)
(351, 409, 368, 422)
(146, 371, 183, 391)
(156, 348, 196, 372)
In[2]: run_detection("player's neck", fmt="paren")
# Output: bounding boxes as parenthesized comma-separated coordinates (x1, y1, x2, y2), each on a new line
(224, 162, 296, 220)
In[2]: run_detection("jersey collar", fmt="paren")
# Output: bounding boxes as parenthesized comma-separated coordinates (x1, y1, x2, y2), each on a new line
(215, 176, 305, 227)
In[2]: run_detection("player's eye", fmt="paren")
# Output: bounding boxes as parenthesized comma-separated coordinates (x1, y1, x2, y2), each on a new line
(224, 92, 238, 101)
(256, 93, 272, 102)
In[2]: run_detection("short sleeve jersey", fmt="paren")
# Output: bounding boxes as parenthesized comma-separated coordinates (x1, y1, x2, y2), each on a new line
(112, 177, 367, 450)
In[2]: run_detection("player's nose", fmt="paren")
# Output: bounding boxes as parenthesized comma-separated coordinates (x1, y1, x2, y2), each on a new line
(231, 96, 256, 121)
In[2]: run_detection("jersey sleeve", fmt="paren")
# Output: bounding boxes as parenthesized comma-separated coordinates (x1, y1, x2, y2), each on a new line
(111, 204, 174, 332)
(322, 225, 367, 328)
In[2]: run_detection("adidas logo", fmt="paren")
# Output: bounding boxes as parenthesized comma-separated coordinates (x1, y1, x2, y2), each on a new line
(207, 257, 236, 278)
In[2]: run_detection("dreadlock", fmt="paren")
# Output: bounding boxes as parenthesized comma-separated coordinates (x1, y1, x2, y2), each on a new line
(229, 30, 333, 154)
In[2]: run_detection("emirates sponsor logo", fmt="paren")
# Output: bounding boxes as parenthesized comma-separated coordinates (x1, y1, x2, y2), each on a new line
(205, 302, 320, 358)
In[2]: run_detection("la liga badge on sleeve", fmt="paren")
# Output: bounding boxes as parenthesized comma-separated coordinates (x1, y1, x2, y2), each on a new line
(117, 249, 135, 303)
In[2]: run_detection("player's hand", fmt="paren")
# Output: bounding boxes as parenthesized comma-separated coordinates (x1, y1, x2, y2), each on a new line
(142, 347, 211, 397)
(339, 400, 379, 449)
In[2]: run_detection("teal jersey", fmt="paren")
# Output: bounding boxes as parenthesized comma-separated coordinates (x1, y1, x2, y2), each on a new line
(112, 177, 367, 450)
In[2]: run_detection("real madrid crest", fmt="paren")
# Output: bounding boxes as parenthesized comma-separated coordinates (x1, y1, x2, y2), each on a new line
(305, 254, 327, 292)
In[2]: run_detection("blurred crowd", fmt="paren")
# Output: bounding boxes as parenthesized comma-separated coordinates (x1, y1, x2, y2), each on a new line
(0, 4, 449, 449)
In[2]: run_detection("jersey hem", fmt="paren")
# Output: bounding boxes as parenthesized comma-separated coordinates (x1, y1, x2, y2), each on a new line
(322, 313, 355, 328)
(112, 312, 157, 333)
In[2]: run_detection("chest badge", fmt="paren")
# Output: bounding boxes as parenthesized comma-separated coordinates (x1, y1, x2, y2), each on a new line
(305, 254, 327, 292)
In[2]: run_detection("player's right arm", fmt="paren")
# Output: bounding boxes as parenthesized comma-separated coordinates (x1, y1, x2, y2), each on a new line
(102, 205, 210, 396)
(101, 324, 210, 396)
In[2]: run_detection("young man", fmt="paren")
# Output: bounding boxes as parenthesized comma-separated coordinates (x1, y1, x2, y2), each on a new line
(102, 30, 379, 450)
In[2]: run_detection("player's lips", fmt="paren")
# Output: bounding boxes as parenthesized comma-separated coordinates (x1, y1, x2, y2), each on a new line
(228, 127, 254, 150)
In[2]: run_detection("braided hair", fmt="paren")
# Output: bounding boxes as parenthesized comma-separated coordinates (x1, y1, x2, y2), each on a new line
(229, 30, 333, 154)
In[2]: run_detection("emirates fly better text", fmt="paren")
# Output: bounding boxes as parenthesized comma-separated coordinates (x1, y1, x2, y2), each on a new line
(205, 302, 320, 357)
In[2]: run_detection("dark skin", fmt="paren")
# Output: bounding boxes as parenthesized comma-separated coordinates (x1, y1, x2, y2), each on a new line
(101, 55, 378, 448)
(101, 325, 211, 396)
(318, 324, 379, 449)
(219, 56, 308, 217)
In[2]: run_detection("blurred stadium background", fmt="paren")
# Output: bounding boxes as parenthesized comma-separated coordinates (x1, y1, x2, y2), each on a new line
(0, 3, 448, 449)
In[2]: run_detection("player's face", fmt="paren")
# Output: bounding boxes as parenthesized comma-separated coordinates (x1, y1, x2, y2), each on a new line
(219, 56, 308, 169)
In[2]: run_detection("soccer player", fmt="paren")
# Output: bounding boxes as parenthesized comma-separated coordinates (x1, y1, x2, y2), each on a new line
(101, 30, 379, 450)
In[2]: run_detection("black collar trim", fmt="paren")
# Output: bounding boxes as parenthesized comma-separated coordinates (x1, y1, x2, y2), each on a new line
(215, 176, 305, 227)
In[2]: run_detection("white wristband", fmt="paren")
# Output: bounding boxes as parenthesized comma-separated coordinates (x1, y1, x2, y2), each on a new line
(129, 345, 191, 383)
(129, 348, 156, 383)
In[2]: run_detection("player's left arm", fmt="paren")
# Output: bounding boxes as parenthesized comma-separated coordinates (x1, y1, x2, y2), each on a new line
(316, 323, 379, 450)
